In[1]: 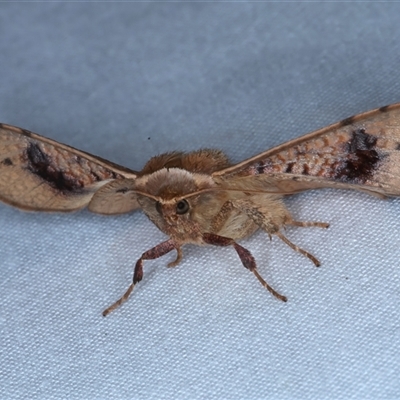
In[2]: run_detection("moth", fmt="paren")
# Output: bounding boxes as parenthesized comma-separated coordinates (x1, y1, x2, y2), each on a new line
(1, 103, 400, 316)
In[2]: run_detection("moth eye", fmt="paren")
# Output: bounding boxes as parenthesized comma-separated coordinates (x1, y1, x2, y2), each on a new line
(155, 201, 163, 214)
(176, 199, 189, 215)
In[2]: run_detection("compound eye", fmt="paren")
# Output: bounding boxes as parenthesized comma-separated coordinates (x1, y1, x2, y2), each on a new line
(176, 199, 189, 215)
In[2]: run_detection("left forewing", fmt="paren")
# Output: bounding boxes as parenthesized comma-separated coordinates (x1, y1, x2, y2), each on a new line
(0, 123, 138, 211)
(213, 103, 400, 197)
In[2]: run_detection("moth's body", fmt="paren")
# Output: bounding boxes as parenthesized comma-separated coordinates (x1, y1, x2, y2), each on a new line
(1, 103, 400, 315)
(133, 155, 290, 245)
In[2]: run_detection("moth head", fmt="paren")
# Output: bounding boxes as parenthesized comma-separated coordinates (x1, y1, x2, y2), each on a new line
(134, 168, 223, 237)
(154, 198, 191, 228)
(136, 167, 213, 207)
(156, 198, 189, 216)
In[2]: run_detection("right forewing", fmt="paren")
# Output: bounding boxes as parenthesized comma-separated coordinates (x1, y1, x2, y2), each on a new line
(213, 103, 400, 198)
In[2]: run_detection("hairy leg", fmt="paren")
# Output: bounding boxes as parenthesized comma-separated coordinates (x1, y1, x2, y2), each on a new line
(286, 219, 329, 229)
(275, 231, 320, 267)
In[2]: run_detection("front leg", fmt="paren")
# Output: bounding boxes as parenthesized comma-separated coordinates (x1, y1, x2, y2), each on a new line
(203, 233, 287, 302)
(103, 239, 177, 316)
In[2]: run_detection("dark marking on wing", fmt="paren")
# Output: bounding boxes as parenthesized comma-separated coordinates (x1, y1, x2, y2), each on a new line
(116, 187, 128, 194)
(21, 129, 33, 138)
(302, 164, 310, 175)
(396, 143, 400, 151)
(285, 162, 295, 173)
(347, 128, 376, 153)
(2, 158, 13, 166)
(254, 160, 274, 175)
(379, 105, 390, 113)
(26, 142, 85, 193)
(256, 162, 264, 174)
(86, 162, 110, 182)
(333, 128, 381, 184)
(339, 115, 356, 127)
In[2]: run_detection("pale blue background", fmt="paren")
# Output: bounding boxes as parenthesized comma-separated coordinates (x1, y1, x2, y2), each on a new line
(1, 3, 400, 399)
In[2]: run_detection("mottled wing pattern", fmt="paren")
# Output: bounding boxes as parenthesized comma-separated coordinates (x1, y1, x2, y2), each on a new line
(0, 123, 138, 211)
(214, 104, 400, 197)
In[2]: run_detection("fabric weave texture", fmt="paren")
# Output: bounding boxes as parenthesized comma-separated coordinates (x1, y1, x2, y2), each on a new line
(1, 3, 400, 399)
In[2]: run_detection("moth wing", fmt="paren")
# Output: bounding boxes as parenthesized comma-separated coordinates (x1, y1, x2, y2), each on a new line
(0, 123, 139, 212)
(88, 179, 139, 214)
(213, 103, 400, 198)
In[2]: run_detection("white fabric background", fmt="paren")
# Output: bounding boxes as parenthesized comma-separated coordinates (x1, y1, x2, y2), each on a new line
(1, 3, 400, 399)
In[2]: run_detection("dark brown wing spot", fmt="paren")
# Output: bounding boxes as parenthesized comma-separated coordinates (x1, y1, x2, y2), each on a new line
(89, 169, 107, 182)
(285, 162, 295, 173)
(379, 105, 390, 113)
(302, 164, 310, 175)
(26, 142, 84, 193)
(347, 128, 376, 152)
(21, 129, 33, 138)
(256, 162, 265, 174)
(116, 187, 128, 194)
(339, 115, 355, 127)
(2, 158, 13, 166)
(333, 128, 381, 183)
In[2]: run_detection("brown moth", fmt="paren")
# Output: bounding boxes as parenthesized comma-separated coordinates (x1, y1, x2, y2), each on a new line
(1, 103, 400, 316)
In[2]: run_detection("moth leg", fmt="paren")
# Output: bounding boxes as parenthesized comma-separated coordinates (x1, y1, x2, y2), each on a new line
(232, 198, 322, 267)
(203, 233, 287, 302)
(286, 219, 329, 229)
(102, 239, 176, 316)
(275, 231, 320, 267)
(167, 246, 183, 268)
